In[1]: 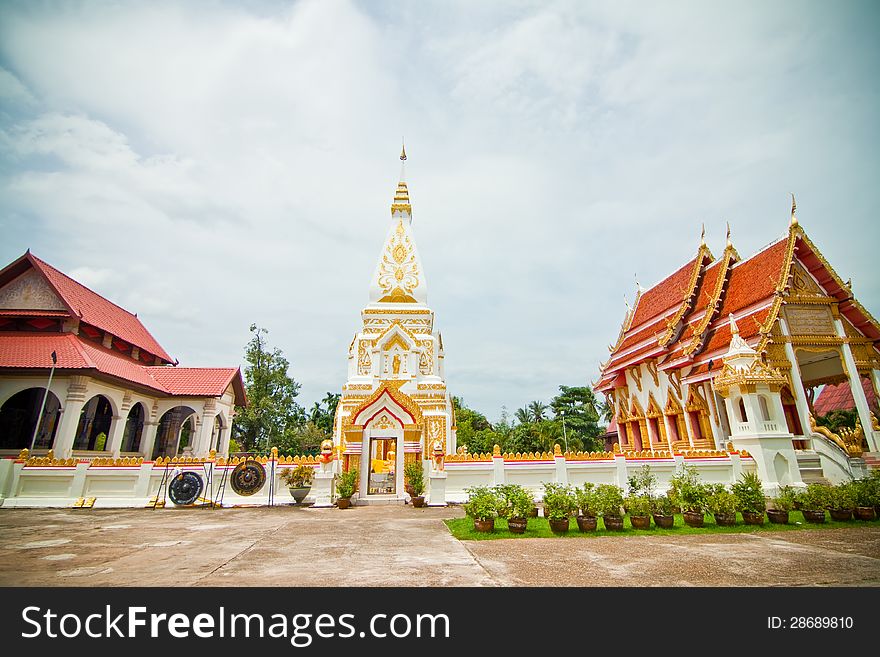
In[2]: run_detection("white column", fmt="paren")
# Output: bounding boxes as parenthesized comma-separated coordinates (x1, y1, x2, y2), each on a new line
(662, 414, 676, 450)
(193, 414, 215, 458)
(427, 470, 447, 506)
(106, 415, 127, 457)
(838, 340, 878, 451)
(703, 381, 724, 449)
(53, 378, 89, 458)
(778, 316, 814, 440)
(141, 421, 160, 460)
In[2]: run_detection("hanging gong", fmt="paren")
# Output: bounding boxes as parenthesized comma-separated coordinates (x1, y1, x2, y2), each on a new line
(230, 460, 266, 496)
(168, 471, 204, 505)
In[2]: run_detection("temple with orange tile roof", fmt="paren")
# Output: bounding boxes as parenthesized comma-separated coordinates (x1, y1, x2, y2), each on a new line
(0, 252, 245, 461)
(596, 198, 880, 481)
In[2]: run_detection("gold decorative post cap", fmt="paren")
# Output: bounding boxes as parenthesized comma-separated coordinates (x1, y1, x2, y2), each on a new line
(790, 192, 798, 226)
(729, 313, 739, 335)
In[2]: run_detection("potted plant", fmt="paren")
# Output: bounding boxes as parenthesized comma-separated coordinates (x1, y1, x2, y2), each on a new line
(464, 486, 501, 532)
(596, 484, 625, 531)
(670, 465, 709, 527)
(404, 461, 426, 508)
(767, 485, 797, 524)
(575, 483, 600, 532)
(542, 483, 577, 534)
(279, 464, 314, 504)
(826, 482, 856, 521)
(651, 494, 677, 528)
(707, 484, 737, 526)
(335, 468, 358, 509)
(731, 471, 766, 525)
(497, 484, 534, 534)
(798, 483, 829, 523)
(854, 475, 878, 521)
(624, 494, 653, 529)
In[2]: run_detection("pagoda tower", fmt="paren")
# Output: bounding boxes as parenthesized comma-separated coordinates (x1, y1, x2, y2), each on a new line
(332, 148, 456, 504)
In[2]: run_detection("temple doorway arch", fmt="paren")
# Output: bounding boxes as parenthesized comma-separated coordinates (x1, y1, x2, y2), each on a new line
(152, 406, 198, 460)
(0, 387, 62, 451)
(73, 395, 114, 451)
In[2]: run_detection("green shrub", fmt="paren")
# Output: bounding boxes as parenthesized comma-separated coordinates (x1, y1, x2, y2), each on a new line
(731, 472, 766, 514)
(670, 465, 710, 513)
(464, 486, 502, 521)
(798, 483, 831, 512)
(542, 483, 578, 520)
(707, 485, 737, 516)
(595, 484, 624, 518)
(772, 485, 798, 512)
(575, 483, 600, 517)
(495, 484, 534, 519)
(336, 469, 359, 499)
(280, 464, 314, 488)
(627, 465, 657, 497)
(651, 494, 677, 516)
(624, 494, 652, 517)
(826, 483, 857, 511)
(854, 473, 880, 507)
(404, 461, 425, 496)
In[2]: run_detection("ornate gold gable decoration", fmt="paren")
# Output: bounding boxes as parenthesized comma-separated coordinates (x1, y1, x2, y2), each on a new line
(378, 219, 420, 303)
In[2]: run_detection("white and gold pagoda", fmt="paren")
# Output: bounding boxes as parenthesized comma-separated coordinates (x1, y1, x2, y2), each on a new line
(332, 147, 456, 503)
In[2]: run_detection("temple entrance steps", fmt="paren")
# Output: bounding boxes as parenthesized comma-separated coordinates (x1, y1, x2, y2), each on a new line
(796, 452, 831, 485)
(355, 495, 406, 506)
(863, 452, 880, 471)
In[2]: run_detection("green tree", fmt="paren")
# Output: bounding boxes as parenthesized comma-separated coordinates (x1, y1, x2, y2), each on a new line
(452, 397, 502, 454)
(527, 400, 548, 422)
(550, 385, 604, 452)
(233, 324, 304, 453)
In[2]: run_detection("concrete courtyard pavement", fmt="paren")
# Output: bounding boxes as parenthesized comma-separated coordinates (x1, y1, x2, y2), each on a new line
(1, 506, 879, 586)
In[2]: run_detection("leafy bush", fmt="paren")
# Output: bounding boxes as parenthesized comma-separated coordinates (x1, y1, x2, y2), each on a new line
(772, 485, 798, 512)
(798, 483, 831, 512)
(826, 483, 856, 511)
(575, 483, 600, 517)
(707, 485, 737, 516)
(624, 494, 652, 517)
(336, 469, 359, 499)
(627, 465, 657, 497)
(595, 484, 624, 518)
(731, 472, 766, 514)
(280, 464, 314, 488)
(464, 486, 502, 521)
(495, 484, 534, 519)
(669, 464, 710, 513)
(854, 472, 880, 507)
(404, 461, 425, 496)
(542, 483, 578, 520)
(651, 494, 677, 516)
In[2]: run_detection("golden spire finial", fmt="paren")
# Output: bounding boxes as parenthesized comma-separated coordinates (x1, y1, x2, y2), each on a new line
(400, 139, 406, 161)
(790, 192, 797, 227)
(700, 223, 706, 246)
(729, 313, 739, 336)
(726, 221, 732, 248)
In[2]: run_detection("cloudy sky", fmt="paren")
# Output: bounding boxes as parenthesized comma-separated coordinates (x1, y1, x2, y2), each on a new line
(1, 0, 878, 420)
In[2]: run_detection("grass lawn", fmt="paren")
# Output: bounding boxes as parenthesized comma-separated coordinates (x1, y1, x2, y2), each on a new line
(444, 512, 877, 540)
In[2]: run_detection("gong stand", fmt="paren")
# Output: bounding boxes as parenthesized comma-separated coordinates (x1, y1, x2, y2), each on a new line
(201, 461, 213, 510)
(267, 456, 275, 507)
(212, 460, 230, 509)
(148, 461, 172, 510)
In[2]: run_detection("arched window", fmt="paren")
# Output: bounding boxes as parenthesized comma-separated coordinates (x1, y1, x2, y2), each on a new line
(73, 395, 113, 451)
(758, 396, 771, 422)
(209, 415, 224, 453)
(152, 406, 197, 460)
(121, 403, 145, 453)
(737, 398, 748, 423)
(0, 388, 62, 450)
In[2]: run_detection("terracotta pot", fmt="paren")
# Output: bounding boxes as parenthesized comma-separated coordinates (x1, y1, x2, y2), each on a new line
(288, 487, 310, 504)
(829, 508, 853, 521)
(802, 509, 826, 523)
(411, 496, 425, 508)
(603, 515, 624, 531)
(474, 518, 495, 533)
(653, 514, 675, 529)
(529, 507, 539, 518)
(548, 518, 570, 534)
(683, 511, 704, 528)
(767, 509, 789, 524)
(713, 512, 736, 527)
(337, 497, 352, 510)
(855, 506, 877, 521)
(630, 515, 651, 529)
(742, 511, 764, 525)
(576, 515, 598, 532)
(507, 517, 528, 534)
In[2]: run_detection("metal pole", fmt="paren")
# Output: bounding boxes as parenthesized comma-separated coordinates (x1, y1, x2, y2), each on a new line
(29, 351, 57, 453)
(561, 411, 568, 453)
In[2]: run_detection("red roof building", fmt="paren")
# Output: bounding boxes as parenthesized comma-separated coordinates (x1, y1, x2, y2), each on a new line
(0, 252, 245, 460)
(596, 212, 880, 455)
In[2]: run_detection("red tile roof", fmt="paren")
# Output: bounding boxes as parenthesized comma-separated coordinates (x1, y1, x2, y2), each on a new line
(14, 253, 174, 363)
(0, 333, 245, 403)
(813, 379, 877, 416)
(630, 257, 699, 329)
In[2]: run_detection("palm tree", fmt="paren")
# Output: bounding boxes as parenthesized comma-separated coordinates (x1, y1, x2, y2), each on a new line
(514, 407, 531, 426)
(527, 401, 548, 423)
